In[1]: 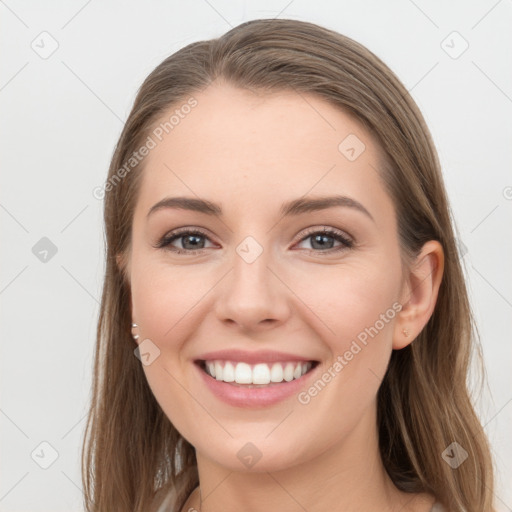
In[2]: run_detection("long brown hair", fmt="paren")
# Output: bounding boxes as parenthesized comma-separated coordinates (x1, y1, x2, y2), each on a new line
(82, 18, 495, 511)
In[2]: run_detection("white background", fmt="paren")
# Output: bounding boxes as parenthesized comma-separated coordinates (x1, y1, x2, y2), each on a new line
(1, 1, 511, 510)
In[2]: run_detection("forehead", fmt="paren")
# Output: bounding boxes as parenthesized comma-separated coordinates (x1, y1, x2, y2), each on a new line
(134, 82, 394, 226)
(147, 82, 375, 164)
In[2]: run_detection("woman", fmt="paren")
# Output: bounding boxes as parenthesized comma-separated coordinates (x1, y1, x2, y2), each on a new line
(82, 18, 495, 511)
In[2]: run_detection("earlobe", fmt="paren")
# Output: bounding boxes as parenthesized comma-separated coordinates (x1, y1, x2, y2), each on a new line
(393, 240, 445, 350)
(131, 322, 140, 344)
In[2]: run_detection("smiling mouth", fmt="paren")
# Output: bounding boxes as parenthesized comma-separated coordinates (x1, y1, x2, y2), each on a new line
(195, 359, 320, 387)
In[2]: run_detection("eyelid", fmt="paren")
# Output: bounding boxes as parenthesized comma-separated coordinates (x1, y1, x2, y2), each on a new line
(155, 225, 355, 254)
(295, 225, 353, 244)
(154, 226, 216, 250)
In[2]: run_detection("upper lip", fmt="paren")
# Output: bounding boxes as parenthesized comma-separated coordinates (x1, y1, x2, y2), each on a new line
(194, 349, 319, 365)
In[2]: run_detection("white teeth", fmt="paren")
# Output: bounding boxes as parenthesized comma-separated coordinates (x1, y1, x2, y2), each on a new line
(222, 361, 235, 382)
(252, 364, 271, 385)
(214, 361, 223, 381)
(203, 360, 313, 385)
(283, 363, 295, 382)
(270, 363, 284, 383)
(234, 362, 252, 384)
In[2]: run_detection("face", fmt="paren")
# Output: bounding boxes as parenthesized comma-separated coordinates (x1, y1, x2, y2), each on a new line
(124, 81, 408, 472)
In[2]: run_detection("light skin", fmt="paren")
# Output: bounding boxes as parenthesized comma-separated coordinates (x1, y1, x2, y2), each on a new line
(118, 81, 444, 511)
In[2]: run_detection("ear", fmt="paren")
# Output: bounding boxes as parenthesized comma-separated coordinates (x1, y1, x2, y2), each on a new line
(393, 240, 444, 350)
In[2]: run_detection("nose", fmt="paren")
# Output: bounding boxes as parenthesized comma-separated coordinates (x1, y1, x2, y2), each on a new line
(213, 243, 291, 333)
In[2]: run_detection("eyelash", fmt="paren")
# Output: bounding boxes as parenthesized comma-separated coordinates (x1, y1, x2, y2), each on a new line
(155, 226, 354, 256)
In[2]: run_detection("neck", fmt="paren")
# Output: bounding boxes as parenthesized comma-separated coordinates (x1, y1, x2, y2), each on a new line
(185, 405, 427, 512)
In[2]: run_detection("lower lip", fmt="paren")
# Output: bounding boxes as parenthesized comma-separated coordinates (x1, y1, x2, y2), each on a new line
(194, 362, 319, 408)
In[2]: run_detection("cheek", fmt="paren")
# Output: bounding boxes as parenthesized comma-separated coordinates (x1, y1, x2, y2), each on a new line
(129, 258, 210, 435)
(290, 258, 400, 344)
(130, 238, 400, 344)
(292, 261, 400, 400)
(130, 253, 211, 342)
(127, 246, 402, 468)
(131, 248, 401, 373)
(289, 275, 398, 447)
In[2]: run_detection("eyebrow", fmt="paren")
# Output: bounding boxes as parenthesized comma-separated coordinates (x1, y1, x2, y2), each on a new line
(147, 195, 374, 222)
